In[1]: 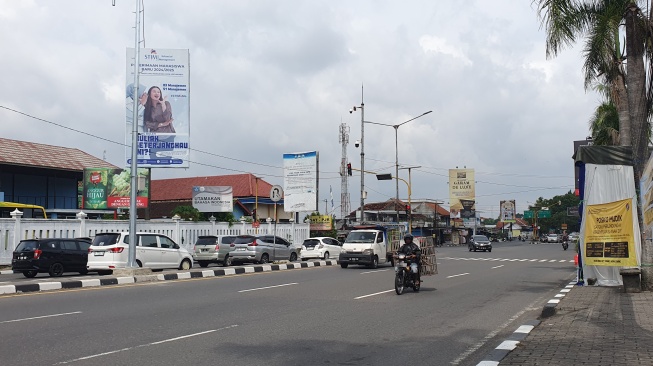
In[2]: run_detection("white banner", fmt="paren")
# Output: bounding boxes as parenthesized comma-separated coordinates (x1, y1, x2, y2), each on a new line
(283, 151, 317, 212)
(192, 186, 233, 213)
(126, 48, 190, 168)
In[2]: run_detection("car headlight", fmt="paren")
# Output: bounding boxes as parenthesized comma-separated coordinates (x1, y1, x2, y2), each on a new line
(363, 249, 374, 255)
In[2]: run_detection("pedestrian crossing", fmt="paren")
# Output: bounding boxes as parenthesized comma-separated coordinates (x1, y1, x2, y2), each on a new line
(441, 257, 573, 263)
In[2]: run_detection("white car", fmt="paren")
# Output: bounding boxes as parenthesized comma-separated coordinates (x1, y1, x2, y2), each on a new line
(87, 232, 193, 274)
(300, 237, 342, 260)
(546, 234, 559, 243)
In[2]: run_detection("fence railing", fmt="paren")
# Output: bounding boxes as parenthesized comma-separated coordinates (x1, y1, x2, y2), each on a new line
(0, 211, 309, 265)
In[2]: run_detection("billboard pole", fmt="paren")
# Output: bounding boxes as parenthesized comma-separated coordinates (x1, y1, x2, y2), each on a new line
(128, 0, 142, 268)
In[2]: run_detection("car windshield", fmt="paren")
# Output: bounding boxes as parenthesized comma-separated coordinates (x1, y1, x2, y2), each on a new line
(345, 232, 375, 243)
(473, 235, 489, 241)
(195, 237, 218, 246)
(15, 240, 39, 252)
(234, 236, 256, 244)
(303, 239, 320, 247)
(92, 234, 121, 246)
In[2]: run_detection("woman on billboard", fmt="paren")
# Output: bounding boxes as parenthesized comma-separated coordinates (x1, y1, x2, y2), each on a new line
(143, 86, 175, 133)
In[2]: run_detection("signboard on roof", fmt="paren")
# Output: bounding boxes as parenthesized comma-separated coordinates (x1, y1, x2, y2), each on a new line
(192, 186, 233, 212)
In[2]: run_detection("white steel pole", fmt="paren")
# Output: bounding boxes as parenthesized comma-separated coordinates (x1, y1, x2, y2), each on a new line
(128, 0, 142, 268)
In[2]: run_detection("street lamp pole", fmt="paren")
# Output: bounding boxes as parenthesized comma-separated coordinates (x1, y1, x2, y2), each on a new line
(400, 166, 420, 233)
(364, 111, 432, 225)
(350, 87, 365, 223)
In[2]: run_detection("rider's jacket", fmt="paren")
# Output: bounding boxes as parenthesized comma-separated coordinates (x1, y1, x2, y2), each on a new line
(398, 242, 421, 260)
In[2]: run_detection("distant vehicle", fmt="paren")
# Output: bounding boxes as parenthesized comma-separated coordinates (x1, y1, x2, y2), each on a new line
(569, 232, 580, 242)
(12, 238, 91, 277)
(300, 237, 343, 260)
(338, 226, 397, 269)
(546, 233, 559, 243)
(230, 235, 298, 264)
(468, 235, 492, 252)
(192, 235, 237, 267)
(86, 232, 193, 274)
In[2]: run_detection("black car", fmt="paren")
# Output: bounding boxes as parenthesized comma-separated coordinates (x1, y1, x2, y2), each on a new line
(468, 235, 492, 252)
(12, 238, 92, 278)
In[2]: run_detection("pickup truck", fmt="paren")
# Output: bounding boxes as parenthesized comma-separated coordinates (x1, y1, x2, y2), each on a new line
(338, 226, 399, 269)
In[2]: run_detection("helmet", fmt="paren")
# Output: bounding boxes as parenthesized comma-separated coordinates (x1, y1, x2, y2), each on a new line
(404, 234, 413, 241)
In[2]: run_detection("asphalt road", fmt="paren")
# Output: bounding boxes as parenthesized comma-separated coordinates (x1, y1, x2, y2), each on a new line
(0, 241, 575, 366)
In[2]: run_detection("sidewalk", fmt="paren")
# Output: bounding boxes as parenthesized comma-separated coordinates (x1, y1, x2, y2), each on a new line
(499, 285, 653, 365)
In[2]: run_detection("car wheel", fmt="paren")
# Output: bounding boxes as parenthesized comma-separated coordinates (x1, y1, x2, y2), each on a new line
(198, 261, 209, 268)
(323, 251, 330, 260)
(97, 270, 112, 276)
(179, 259, 192, 270)
(289, 252, 297, 262)
(23, 270, 38, 278)
(488, 248, 492, 252)
(468, 246, 472, 252)
(136, 260, 143, 267)
(259, 253, 270, 264)
(222, 256, 232, 267)
(48, 262, 64, 277)
(369, 256, 378, 269)
(340, 263, 349, 268)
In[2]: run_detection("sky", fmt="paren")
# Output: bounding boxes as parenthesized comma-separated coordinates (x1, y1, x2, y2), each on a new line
(0, 0, 599, 219)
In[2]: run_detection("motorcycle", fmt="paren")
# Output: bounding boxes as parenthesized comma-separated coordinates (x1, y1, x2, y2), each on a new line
(394, 252, 420, 295)
(562, 238, 569, 250)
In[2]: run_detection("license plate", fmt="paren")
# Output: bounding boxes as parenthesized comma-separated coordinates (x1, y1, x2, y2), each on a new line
(350, 258, 358, 261)
(201, 249, 209, 252)
(236, 248, 246, 251)
(94, 252, 105, 256)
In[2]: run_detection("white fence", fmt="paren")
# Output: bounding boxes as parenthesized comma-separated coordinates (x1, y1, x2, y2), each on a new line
(0, 211, 309, 265)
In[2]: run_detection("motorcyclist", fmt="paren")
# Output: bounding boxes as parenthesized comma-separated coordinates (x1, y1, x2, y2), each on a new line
(397, 234, 421, 286)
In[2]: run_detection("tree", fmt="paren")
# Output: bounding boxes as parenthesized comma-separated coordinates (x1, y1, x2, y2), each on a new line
(589, 101, 620, 145)
(535, 0, 653, 289)
(170, 205, 202, 221)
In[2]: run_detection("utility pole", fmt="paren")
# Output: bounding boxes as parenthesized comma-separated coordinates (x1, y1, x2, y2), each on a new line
(339, 122, 351, 223)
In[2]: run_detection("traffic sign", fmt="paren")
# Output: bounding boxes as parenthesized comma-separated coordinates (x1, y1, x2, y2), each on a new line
(270, 185, 283, 202)
(523, 210, 533, 219)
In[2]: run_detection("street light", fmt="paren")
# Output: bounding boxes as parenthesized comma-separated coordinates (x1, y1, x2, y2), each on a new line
(364, 111, 432, 224)
(350, 87, 365, 223)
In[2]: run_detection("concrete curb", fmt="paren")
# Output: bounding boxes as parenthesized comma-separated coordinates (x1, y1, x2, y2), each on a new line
(475, 279, 578, 365)
(0, 260, 337, 295)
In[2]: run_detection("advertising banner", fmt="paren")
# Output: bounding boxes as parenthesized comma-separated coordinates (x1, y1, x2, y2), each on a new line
(192, 186, 233, 213)
(283, 151, 318, 212)
(309, 215, 332, 231)
(126, 48, 190, 168)
(448, 169, 475, 219)
(582, 199, 637, 267)
(641, 153, 653, 227)
(500, 200, 516, 222)
(83, 168, 149, 209)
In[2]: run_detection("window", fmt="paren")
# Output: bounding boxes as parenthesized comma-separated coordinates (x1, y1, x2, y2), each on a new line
(160, 236, 176, 249)
(141, 235, 158, 248)
(61, 241, 79, 251)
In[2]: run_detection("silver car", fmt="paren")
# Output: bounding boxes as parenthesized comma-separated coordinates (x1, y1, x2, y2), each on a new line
(192, 235, 237, 267)
(230, 235, 298, 264)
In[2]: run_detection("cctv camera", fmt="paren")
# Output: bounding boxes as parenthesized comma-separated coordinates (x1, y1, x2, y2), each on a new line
(355, 140, 360, 148)
(349, 109, 353, 114)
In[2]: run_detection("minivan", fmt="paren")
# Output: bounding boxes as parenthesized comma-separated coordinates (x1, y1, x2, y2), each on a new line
(192, 235, 237, 267)
(230, 235, 298, 264)
(87, 232, 193, 274)
(12, 238, 92, 277)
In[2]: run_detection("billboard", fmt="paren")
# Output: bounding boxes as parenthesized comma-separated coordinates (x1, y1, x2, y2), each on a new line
(192, 186, 233, 213)
(283, 151, 318, 212)
(126, 48, 190, 168)
(583, 199, 637, 267)
(449, 169, 475, 219)
(500, 200, 516, 222)
(309, 215, 332, 231)
(83, 168, 149, 209)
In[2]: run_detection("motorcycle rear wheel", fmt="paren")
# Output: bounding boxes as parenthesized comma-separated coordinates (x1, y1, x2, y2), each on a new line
(395, 271, 405, 295)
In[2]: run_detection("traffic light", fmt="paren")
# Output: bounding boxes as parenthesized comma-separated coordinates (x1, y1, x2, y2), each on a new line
(252, 209, 257, 221)
(405, 204, 411, 211)
(347, 163, 352, 176)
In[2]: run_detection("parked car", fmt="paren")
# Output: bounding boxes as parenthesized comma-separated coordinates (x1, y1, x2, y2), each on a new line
(546, 233, 559, 243)
(86, 232, 193, 274)
(300, 237, 343, 260)
(192, 235, 237, 267)
(468, 235, 492, 252)
(569, 232, 580, 242)
(12, 238, 92, 278)
(230, 235, 298, 264)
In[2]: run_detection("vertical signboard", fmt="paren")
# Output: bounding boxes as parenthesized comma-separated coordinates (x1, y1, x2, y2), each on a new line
(582, 199, 637, 266)
(449, 169, 475, 219)
(192, 186, 233, 212)
(83, 168, 150, 209)
(126, 48, 190, 168)
(283, 151, 318, 212)
(500, 200, 516, 222)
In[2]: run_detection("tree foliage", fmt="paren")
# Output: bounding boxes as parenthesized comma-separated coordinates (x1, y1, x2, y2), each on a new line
(527, 191, 581, 234)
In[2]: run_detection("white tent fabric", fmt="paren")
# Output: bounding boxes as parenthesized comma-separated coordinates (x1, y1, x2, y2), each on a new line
(579, 164, 642, 286)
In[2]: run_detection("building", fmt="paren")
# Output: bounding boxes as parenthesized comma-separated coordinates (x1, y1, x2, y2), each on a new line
(149, 173, 292, 221)
(0, 137, 117, 218)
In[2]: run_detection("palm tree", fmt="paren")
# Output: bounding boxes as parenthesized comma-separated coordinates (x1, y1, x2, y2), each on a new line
(589, 101, 620, 145)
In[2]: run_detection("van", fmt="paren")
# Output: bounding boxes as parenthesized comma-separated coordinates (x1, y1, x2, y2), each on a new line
(87, 232, 193, 274)
(12, 238, 91, 277)
(192, 235, 237, 267)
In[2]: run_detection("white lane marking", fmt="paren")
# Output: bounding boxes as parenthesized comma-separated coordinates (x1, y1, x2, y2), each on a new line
(360, 269, 391, 274)
(354, 289, 394, 299)
(0, 311, 82, 324)
(54, 325, 238, 365)
(491, 265, 504, 269)
(446, 273, 469, 278)
(238, 283, 297, 293)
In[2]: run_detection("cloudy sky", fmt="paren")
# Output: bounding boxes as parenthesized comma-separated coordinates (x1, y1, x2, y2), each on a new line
(0, 0, 598, 219)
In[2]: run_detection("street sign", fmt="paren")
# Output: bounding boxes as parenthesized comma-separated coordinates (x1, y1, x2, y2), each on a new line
(523, 210, 533, 219)
(561, 224, 567, 229)
(567, 206, 580, 217)
(270, 185, 283, 202)
(538, 210, 551, 218)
